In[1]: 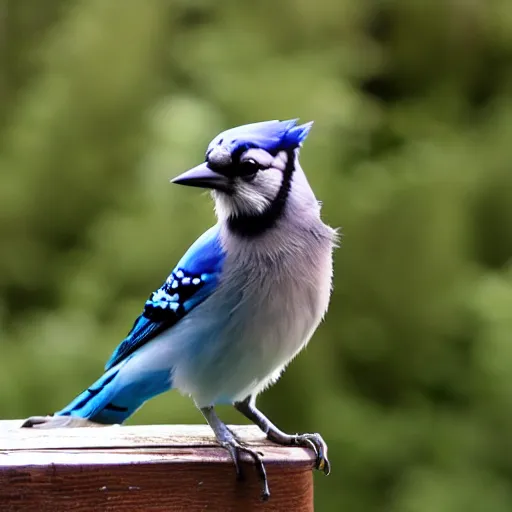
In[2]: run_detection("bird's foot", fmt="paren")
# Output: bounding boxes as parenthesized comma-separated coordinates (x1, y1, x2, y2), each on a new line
(272, 432, 331, 475)
(219, 431, 270, 501)
(21, 415, 105, 429)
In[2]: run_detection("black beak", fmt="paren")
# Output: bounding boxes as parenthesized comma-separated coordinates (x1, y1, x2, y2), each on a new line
(171, 163, 231, 193)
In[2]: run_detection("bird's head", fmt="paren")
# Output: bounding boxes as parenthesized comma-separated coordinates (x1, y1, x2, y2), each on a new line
(171, 119, 315, 236)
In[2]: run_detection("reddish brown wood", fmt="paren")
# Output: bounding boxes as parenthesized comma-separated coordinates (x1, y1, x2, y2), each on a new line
(0, 422, 315, 511)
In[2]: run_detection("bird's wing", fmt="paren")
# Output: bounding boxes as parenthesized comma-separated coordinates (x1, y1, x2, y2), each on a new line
(104, 225, 225, 371)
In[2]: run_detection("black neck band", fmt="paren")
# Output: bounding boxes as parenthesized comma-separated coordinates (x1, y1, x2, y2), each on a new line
(227, 150, 295, 237)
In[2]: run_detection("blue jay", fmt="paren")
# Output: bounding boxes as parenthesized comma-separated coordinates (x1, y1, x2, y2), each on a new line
(22, 119, 336, 500)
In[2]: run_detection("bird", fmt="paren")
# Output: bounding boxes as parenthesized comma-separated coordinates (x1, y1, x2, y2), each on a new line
(22, 119, 337, 500)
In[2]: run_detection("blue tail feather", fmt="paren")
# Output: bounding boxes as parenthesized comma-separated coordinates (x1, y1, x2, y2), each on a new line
(55, 361, 172, 424)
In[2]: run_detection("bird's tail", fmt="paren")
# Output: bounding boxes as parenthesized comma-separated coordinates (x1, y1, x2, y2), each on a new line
(55, 361, 172, 424)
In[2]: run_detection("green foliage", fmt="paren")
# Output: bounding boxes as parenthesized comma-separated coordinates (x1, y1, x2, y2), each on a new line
(1, 0, 512, 509)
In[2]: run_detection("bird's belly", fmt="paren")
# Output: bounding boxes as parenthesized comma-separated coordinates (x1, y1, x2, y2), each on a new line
(161, 272, 329, 407)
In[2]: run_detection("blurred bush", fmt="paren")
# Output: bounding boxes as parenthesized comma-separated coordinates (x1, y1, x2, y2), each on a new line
(1, 0, 512, 510)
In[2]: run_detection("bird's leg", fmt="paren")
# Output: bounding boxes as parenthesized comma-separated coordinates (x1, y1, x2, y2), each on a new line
(234, 396, 331, 475)
(200, 406, 270, 501)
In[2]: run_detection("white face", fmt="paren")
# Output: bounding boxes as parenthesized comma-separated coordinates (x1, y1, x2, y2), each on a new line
(213, 149, 289, 220)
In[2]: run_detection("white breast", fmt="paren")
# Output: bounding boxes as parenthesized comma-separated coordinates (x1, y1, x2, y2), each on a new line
(158, 220, 336, 407)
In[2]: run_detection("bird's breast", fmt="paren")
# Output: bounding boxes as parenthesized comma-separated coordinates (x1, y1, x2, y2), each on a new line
(168, 229, 334, 406)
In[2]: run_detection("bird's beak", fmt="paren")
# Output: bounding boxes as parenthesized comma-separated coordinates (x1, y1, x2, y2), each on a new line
(171, 163, 231, 193)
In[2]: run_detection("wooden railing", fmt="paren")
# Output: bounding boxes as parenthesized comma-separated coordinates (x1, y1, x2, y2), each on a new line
(0, 421, 315, 511)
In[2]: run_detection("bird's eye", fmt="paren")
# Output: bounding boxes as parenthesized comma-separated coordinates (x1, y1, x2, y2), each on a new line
(239, 159, 260, 181)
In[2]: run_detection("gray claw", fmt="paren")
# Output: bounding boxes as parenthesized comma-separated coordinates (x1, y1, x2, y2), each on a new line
(221, 439, 270, 501)
(296, 433, 330, 475)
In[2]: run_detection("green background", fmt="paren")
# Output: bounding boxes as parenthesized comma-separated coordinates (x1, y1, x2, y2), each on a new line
(1, 0, 512, 510)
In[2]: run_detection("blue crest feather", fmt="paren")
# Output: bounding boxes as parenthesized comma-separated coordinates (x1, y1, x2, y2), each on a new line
(282, 120, 313, 148)
(208, 119, 313, 155)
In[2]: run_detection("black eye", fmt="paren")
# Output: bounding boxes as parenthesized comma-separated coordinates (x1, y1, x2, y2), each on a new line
(238, 158, 260, 181)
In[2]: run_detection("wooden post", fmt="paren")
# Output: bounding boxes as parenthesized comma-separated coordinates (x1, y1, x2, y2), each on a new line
(0, 420, 315, 511)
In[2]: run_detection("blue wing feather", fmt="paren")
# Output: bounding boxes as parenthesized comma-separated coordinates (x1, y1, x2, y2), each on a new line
(105, 225, 225, 371)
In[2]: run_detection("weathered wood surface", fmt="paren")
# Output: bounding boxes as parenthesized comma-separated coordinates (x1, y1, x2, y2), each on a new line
(0, 421, 315, 511)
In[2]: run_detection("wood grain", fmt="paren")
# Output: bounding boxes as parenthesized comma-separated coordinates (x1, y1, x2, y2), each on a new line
(0, 421, 315, 511)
